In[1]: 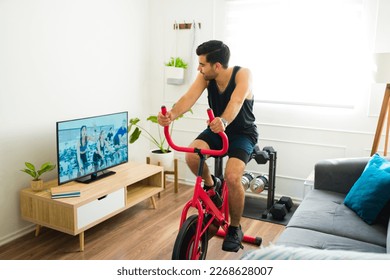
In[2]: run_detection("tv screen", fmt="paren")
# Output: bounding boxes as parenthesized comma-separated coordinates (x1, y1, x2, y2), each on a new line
(56, 111, 128, 185)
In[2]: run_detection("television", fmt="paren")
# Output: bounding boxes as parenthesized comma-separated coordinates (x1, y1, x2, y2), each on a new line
(56, 111, 128, 185)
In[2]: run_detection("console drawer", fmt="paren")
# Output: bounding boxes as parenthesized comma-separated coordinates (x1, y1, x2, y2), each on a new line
(77, 188, 125, 229)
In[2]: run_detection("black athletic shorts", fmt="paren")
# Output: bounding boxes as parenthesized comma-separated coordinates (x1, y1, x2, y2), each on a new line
(195, 127, 256, 164)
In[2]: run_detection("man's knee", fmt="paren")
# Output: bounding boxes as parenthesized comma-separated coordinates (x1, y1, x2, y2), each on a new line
(225, 158, 246, 188)
(185, 139, 209, 166)
(185, 152, 198, 167)
(224, 170, 243, 188)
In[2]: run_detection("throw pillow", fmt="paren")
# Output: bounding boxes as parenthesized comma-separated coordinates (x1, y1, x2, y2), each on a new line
(344, 154, 390, 224)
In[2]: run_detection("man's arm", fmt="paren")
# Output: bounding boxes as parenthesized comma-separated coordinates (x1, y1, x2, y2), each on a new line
(158, 73, 207, 126)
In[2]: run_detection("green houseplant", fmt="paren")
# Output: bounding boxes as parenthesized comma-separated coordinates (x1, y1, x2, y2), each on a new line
(128, 108, 192, 169)
(165, 57, 188, 85)
(165, 57, 188, 69)
(20, 161, 56, 191)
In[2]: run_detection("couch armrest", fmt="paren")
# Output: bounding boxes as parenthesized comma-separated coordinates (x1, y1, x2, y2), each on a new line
(314, 157, 370, 194)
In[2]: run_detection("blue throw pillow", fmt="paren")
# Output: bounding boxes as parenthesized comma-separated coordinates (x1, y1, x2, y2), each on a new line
(344, 154, 390, 224)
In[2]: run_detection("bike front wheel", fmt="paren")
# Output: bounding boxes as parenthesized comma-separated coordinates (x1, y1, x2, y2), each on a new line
(172, 214, 208, 260)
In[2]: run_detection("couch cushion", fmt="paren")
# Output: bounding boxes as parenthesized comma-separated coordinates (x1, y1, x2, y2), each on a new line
(344, 154, 390, 224)
(287, 189, 387, 247)
(241, 244, 390, 260)
(276, 227, 386, 253)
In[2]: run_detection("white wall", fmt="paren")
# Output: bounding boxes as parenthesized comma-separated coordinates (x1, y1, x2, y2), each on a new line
(148, 0, 390, 201)
(0, 0, 150, 245)
(1, 0, 390, 247)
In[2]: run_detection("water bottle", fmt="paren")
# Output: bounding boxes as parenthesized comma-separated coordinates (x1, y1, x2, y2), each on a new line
(241, 172, 254, 190)
(250, 174, 268, 194)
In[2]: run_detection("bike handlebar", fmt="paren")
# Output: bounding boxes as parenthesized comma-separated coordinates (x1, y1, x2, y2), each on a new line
(161, 106, 229, 156)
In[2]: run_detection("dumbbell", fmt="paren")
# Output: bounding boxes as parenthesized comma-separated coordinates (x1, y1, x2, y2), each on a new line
(270, 203, 288, 220)
(269, 197, 293, 220)
(253, 145, 269, 164)
(277, 196, 294, 212)
(263, 146, 275, 154)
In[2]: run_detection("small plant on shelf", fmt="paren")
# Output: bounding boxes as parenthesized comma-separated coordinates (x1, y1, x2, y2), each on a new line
(165, 57, 188, 69)
(164, 57, 188, 85)
(20, 161, 56, 191)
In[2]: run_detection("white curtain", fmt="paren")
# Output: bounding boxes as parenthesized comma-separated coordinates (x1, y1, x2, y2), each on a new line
(225, 0, 370, 107)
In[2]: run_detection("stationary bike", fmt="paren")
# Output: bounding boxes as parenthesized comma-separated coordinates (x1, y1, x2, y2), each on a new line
(161, 106, 262, 260)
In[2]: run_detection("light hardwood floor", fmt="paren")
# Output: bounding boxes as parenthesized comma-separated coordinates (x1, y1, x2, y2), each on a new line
(0, 181, 285, 260)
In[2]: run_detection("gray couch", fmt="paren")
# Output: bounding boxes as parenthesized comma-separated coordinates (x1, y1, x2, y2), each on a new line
(275, 157, 390, 254)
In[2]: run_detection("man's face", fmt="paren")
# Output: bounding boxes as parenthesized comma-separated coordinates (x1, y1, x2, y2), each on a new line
(197, 55, 217, 80)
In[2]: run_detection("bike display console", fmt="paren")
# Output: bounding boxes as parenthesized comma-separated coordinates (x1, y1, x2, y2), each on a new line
(19, 161, 163, 251)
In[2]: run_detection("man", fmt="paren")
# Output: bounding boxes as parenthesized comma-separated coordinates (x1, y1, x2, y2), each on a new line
(158, 40, 258, 252)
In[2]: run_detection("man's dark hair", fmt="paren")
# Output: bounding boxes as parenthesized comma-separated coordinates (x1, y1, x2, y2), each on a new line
(196, 40, 230, 68)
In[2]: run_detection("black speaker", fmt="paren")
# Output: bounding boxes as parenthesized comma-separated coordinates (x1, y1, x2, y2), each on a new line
(277, 196, 294, 212)
(270, 203, 287, 220)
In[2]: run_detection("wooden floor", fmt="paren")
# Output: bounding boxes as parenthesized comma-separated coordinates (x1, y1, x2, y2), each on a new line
(0, 181, 285, 260)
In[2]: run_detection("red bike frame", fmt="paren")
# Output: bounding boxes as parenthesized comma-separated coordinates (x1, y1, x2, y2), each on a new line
(162, 106, 259, 259)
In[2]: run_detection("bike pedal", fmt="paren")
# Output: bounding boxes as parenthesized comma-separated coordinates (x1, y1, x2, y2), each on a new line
(222, 243, 244, 253)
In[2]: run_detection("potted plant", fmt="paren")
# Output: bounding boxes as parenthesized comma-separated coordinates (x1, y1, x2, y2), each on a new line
(165, 57, 188, 85)
(128, 108, 192, 169)
(20, 161, 56, 191)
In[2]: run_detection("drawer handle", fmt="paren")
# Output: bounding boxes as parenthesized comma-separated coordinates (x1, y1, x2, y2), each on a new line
(98, 195, 107, 200)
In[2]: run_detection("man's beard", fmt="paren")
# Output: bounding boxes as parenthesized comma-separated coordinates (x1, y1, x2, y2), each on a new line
(202, 72, 216, 81)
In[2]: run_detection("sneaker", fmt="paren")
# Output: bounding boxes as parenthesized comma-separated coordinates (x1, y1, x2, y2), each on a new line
(204, 175, 223, 208)
(211, 175, 222, 192)
(222, 225, 244, 252)
(204, 175, 221, 190)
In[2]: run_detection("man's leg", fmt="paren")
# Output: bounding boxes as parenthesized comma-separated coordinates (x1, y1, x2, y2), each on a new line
(221, 156, 247, 252)
(185, 139, 214, 186)
(224, 157, 246, 227)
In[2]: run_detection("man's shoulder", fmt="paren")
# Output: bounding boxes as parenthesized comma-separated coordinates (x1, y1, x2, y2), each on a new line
(234, 66, 251, 80)
(234, 65, 250, 72)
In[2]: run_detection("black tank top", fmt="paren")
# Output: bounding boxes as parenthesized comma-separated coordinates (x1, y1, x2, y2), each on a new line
(207, 66, 258, 143)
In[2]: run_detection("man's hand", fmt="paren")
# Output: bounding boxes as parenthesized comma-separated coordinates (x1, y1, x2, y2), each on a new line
(158, 110, 174, 127)
(208, 117, 226, 133)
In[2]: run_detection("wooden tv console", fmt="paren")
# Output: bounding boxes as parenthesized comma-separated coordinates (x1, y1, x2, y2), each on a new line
(19, 161, 163, 251)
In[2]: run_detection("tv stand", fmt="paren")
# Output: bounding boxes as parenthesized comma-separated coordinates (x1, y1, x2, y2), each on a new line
(76, 170, 116, 184)
(20, 161, 163, 251)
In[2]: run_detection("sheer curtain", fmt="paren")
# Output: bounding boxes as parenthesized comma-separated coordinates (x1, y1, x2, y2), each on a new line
(225, 0, 370, 108)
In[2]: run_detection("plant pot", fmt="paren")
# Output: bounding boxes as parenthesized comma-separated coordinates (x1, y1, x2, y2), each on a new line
(165, 66, 185, 85)
(31, 179, 44, 191)
(149, 149, 174, 170)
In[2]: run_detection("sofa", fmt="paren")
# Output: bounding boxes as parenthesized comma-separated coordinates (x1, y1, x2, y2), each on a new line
(242, 156, 390, 259)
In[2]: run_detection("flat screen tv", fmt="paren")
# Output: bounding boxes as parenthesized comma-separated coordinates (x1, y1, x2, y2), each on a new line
(56, 111, 128, 185)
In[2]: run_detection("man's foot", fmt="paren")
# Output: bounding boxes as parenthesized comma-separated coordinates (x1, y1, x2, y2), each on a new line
(205, 175, 222, 190)
(222, 225, 244, 252)
(211, 175, 222, 191)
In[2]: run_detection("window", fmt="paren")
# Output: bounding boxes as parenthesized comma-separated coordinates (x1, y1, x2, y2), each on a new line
(225, 0, 370, 108)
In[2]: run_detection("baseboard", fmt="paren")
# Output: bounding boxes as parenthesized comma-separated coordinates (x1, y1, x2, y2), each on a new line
(0, 224, 35, 247)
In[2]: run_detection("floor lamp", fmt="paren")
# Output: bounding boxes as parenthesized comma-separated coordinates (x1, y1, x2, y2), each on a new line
(371, 53, 390, 156)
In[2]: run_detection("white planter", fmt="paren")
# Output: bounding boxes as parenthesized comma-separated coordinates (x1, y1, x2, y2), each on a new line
(149, 149, 174, 170)
(165, 66, 185, 85)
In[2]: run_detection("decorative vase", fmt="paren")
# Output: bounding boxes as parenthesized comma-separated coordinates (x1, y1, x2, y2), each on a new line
(31, 179, 44, 191)
(149, 149, 174, 170)
(165, 66, 185, 85)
